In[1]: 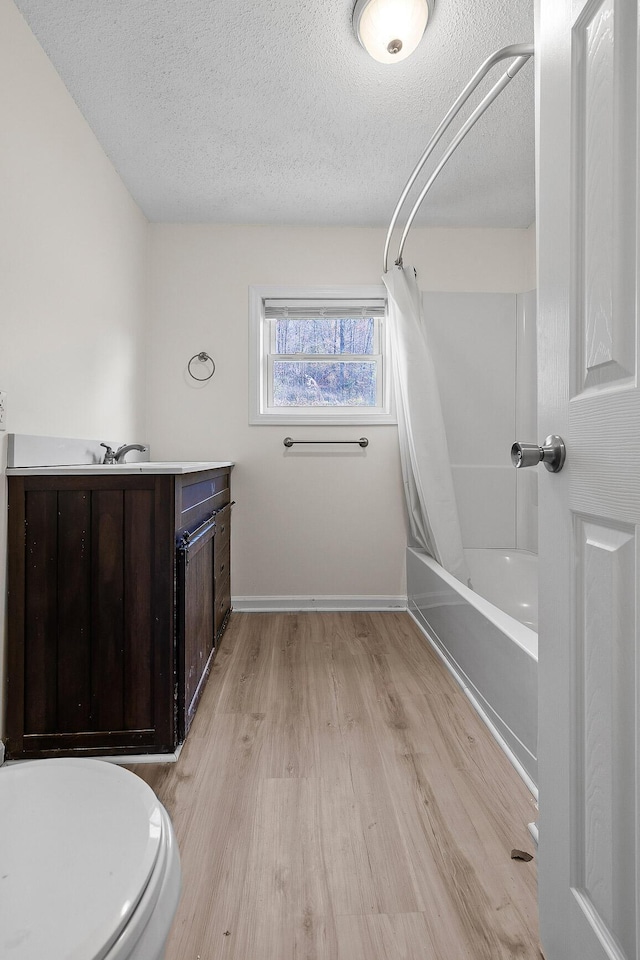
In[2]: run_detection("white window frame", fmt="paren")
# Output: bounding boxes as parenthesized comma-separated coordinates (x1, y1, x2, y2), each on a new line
(249, 285, 395, 425)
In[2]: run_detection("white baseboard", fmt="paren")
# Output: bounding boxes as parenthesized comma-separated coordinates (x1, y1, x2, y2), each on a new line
(3, 744, 183, 767)
(100, 743, 183, 765)
(232, 595, 407, 613)
(408, 608, 538, 801)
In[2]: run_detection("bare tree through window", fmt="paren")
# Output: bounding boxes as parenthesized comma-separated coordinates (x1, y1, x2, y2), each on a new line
(273, 317, 377, 406)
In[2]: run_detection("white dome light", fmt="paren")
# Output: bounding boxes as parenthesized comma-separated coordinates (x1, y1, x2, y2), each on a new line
(353, 0, 433, 65)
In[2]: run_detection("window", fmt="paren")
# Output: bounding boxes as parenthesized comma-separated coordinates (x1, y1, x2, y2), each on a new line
(249, 285, 394, 424)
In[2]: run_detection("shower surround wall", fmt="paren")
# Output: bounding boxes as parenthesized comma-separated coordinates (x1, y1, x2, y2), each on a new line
(425, 290, 537, 554)
(515, 291, 538, 553)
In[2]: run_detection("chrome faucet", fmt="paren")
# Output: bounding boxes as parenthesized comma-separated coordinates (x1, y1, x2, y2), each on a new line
(100, 442, 148, 464)
(115, 443, 147, 463)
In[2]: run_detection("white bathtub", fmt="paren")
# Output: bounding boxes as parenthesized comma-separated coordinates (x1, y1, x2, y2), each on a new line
(407, 546, 538, 785)
(465, 548, 538, 634)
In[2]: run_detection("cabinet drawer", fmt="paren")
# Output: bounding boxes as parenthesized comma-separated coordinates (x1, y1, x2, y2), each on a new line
(214, 549, 229, 583)
(213, 502, 231, 582)
(175, 470, 230, 537)
(215, 503, 231, 540)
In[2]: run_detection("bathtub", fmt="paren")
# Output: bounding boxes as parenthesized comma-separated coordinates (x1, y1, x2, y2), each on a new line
(407, 546, 538, 786)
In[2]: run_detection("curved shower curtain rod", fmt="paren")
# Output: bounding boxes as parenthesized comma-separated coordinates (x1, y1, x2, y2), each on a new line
(383, 43, 534, 274)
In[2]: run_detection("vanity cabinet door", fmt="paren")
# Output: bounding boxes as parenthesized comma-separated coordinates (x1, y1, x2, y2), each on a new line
(176, 516, 217, 738)
(6, 476, 175, 759)
(213, 502, 232, 639)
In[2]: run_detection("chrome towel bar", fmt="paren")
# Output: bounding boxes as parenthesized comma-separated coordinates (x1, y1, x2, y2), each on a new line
(283, 437, 369, 448)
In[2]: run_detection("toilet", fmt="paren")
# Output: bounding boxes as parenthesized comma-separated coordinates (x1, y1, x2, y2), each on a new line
(0, 757, 181, 960)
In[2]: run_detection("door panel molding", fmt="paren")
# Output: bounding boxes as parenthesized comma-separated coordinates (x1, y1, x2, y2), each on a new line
(571, 0, 637, 396)
(572, 518, 636, 958)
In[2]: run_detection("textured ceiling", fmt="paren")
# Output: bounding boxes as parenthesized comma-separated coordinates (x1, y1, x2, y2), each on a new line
(13, 0, 535, 228)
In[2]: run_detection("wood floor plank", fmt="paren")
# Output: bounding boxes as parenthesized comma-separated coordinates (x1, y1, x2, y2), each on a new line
(316, 777, 381, 917)
(380, 742, 538, 959)
(335, 912, 440, 960)
(404, 690, 538, 858)
(338, 617, 539, 958)
(329, 634, 425, 915)
(243, 776, 331, 917)
(136, 709, 267, 959)
(334, 616, 539, 957)
(256, 615, 337, 780)
(130, 611, 540, 960)
(211, 612, 278, 716)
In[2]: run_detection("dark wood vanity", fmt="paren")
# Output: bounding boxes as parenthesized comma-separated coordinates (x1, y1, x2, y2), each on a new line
(5, 463, 233, 759)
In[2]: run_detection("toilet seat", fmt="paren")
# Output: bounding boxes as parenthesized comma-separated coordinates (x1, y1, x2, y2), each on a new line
(103, 802, 181, 960)
(0, 758, 179, 960)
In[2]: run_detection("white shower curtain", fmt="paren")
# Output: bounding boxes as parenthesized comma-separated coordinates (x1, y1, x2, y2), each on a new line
(383, 264, 469, 584)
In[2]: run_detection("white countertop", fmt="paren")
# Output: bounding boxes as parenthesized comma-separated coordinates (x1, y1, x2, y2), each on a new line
(6, 461, 234, 476)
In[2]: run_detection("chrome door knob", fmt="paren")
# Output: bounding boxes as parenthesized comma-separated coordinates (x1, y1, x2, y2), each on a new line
(511, 435, 566, 473)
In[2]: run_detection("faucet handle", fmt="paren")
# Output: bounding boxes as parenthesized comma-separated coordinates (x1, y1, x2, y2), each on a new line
(100, 443, 116, 464)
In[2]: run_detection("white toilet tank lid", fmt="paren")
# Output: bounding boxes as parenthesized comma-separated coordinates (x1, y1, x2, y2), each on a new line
(0, 758, 165, 960)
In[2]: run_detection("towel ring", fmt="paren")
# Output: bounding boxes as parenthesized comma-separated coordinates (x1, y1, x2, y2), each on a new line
(188, 352, 216, 381)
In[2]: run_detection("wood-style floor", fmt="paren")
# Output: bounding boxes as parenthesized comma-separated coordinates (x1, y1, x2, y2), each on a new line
(133, 612, 540, 960)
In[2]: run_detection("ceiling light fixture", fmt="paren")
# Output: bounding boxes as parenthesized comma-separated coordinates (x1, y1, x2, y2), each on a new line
(353, 0, 434, 64)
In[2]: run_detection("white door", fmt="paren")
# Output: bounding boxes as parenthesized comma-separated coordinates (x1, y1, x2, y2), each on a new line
(537, 0, 640, 958)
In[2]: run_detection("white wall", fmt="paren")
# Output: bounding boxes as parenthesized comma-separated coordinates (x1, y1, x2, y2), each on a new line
(147, 224, 534, 604)
(0, 0, 148, 733)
